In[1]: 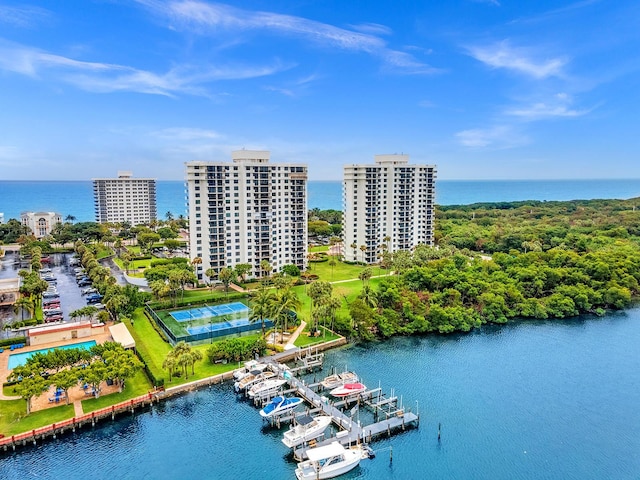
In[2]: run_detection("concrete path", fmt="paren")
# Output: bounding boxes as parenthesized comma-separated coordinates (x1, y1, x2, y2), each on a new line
(73, 400, 83, 417)
(284, 320, 307, 351)
(0, 352, 20, 400)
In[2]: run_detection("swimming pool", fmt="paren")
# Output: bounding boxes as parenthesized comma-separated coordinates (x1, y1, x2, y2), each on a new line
(7, 340, 97, 370)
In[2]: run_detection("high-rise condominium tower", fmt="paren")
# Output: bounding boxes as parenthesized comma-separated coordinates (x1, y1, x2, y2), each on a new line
(186, 150, 307, 282)
(93, 171, 157, 225)
(342, 154, 436, 263)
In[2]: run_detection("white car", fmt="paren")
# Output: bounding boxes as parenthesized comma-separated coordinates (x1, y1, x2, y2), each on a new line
(92, 303, 106, 310)
(81, 287, 98, 295)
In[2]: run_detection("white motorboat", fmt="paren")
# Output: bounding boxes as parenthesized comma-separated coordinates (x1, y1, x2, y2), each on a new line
(234, 370, 276, 392)
(295, 442, 364, 480)
(248, 378, 286, 398)
(320, 371, 359, 390)
(282, 415, 332, 448)
(329, 383, 367, 398)
(259, 396, 303, 418)
(233, 360, 269, 380)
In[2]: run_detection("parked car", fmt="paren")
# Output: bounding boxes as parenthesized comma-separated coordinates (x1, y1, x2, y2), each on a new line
(43, 299, 61, 307)
(81, 287, 98, 295)
(92, 303, 106, 310)
(86, 293, 103, 304)
(42, 292, 60, 299)
(44, 314, 63, 323)
(78, 279, 92, 287)
(44, 308, 63, 316)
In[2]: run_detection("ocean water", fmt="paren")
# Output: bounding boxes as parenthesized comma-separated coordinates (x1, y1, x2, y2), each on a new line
(1, 179, 639, 222)
(2, 308, 640, 479)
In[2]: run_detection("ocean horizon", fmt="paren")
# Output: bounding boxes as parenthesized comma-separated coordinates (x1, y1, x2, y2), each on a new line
(1, 178, 640, 223)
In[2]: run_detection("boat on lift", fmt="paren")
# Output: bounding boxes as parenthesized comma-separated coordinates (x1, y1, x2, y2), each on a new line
(248, 378, 287, 398)
(234, 370, 276, 392)
(295, 442, 366, 479)
(282, 415, 333, 448)
(329, 382, 366, 398)
(233, 360, 269, 381)
(259, 396, 303, 418)
(320, 371, 359, 390)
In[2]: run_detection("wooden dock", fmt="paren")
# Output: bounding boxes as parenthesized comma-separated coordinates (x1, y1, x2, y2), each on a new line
(266, 362, 419, 461)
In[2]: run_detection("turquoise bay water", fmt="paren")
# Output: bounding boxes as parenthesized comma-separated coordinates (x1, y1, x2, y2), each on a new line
(7, 340, 97, 369)
(1, 179, 640, 222)
(2, 310, 639, 479)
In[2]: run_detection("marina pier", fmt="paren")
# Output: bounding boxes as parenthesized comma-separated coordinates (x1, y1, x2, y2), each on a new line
(262, 360, 420, 461)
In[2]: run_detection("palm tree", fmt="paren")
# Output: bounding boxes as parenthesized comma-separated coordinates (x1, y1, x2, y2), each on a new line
(260, 260, 273, 281)
(162, 351, 177, 382)
(271, 286, 301, 343)
(350, 242, 358, 262)
(360, 245, 367, 263)
(205, 267, 217, 291)
(13, 296, 35, 321)
(249, 286, 273, 337)
(65, 214, 76, 224)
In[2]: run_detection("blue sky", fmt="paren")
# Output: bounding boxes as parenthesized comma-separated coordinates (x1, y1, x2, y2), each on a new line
(0, 0, 639, 181)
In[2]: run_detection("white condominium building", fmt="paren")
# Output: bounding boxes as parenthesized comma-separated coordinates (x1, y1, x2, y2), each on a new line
(93, 171, 157, 225)
(21, 211, 63, 239)
(342, 154, 436, 263)
(186, 150, 308, 282)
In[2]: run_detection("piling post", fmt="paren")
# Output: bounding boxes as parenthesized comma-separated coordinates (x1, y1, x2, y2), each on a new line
(390, 445, 393, 464)
(438, 423, 441, 442)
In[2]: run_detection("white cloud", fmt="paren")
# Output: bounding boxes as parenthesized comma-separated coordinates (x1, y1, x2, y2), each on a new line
(467, 41, 567, 79)
(505, 93, 592, 119)
(470, 0, 501, 6)
(139, 0, 440, 74)
(151, 127, 223, 141)
(0, 5, 50, 27)
(456, 125, 528, 148)
(0, 40, 289, 96)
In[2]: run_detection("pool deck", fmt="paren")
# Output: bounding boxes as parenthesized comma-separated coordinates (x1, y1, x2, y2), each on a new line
(0, 327, 114, 402)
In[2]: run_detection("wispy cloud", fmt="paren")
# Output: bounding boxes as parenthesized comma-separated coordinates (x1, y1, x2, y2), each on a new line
(139, 0, 440, 74)
(0, 5, 50, 27)
(467, 41, 567, 79)
(470, 0, 501, 6)
(505, 93, 593, 119)
(456, 125, 528, 148)
(0, 40, 289, 96)
(151, 127, 223, 141)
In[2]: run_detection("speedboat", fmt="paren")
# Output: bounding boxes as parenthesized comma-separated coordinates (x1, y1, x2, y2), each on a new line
(282, 415, 332, 448)
(234, 370, 275, 392)
(248, 378, 286, 398)
(295, 442, 364, 480)
(329, 383, 366, 398)
(321, 372, 359, 390)
(233, 360, 269, 381)
(259, 396, 303, 418)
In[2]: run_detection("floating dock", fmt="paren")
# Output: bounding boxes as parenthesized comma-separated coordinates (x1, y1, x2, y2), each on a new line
(265, 362, 420, 461)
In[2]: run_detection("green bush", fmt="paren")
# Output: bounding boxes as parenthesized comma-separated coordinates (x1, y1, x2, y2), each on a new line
(0, 337, 27, 347)
(136, 349, 165, 388)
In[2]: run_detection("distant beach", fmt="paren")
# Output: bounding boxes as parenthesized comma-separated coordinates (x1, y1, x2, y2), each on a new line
(1, 179, 639, 222)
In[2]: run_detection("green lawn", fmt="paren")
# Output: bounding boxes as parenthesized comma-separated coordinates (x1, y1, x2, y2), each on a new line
(0, 397, 75, 436)
(306, 258, 369, 282)
(293, 276, 386, 321)
(82, 370, 152, 413)
(294, 327, 341, 347)
(125, 309, 239, 388)
(309, 245, 329, 253)
(126, 310, 172, 382)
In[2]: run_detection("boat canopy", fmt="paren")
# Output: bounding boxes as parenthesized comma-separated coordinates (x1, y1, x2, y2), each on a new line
(306, 442, 345, 462)
(297, 415, 315, 426)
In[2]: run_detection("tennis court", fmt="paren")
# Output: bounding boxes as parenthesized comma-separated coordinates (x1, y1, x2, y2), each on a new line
(187, 318, 253, 336)
(170, 302, 249, 322)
